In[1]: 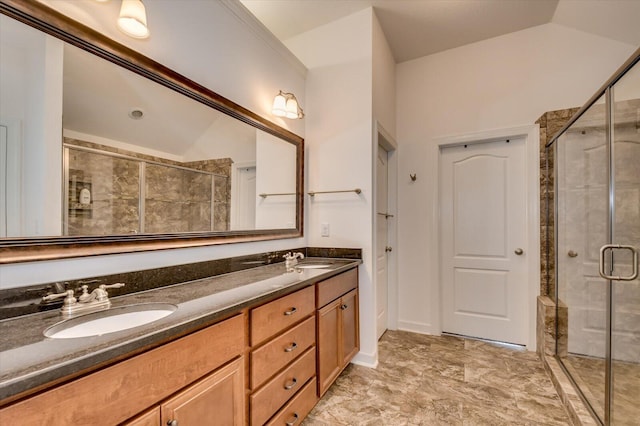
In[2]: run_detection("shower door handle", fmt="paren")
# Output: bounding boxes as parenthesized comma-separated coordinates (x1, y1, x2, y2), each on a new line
(599, 244, 639, 281)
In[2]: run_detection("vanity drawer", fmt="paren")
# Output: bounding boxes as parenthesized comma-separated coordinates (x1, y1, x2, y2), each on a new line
(265, 377, 318, 426)
(251, 316, 316, 389)
(251, 286, 315, 346)
(316, 268, 358, 307)
(250, 347, 316, 425)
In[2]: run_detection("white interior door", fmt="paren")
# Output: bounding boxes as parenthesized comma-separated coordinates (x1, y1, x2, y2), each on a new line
(440, 137, 528, 344)
(0, 124, 7, 237)
(376, 144, 389, 339)
(234, 165, 256, 230)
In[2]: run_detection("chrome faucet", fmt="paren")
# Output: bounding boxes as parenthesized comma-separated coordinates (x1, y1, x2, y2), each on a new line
(283, 251, 304, 268)
(42, 283, 125, 319)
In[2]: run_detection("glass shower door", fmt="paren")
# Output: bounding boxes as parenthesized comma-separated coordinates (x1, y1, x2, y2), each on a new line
(610, 60, 640, 425)
(556, 95, 609, 422)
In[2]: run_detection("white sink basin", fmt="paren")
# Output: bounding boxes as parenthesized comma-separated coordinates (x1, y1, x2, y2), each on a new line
(44, 303, 177, 339)
(295, 263, 332, 269)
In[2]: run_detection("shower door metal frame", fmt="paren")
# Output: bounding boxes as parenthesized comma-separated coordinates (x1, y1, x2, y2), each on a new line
(549, 48, 640, 426)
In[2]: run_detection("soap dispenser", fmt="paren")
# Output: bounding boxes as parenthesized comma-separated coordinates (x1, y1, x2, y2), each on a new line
(79, 187, 91, 205)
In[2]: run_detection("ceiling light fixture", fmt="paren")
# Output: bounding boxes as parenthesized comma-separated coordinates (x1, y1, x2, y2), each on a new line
(272, 90, 304, 119)
(117, 0, 150, 39)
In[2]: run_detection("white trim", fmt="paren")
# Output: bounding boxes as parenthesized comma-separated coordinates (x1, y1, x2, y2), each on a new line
(220, 0, 307, 78)
(432, 124, 540, 351)
(373, 121, 399, 333)
(351, 350, 378, 368)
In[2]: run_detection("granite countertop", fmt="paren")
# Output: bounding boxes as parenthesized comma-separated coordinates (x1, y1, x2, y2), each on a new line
(0, 257, 361, 403)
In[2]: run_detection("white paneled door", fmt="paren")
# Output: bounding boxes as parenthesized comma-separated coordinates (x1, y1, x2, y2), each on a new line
(440, 137, 528, 345)
(0, 124, 7, 237)
(376, 144, 389, 339)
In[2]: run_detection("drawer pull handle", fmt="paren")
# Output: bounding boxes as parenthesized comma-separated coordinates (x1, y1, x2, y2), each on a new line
(284, 342, 298, 352)
(284, 307, 298, 316)
(340, 304, 348, 310)
(284, 377, 298, 390)
(167, 420, 178, 426)
(285, 413, 299, 426)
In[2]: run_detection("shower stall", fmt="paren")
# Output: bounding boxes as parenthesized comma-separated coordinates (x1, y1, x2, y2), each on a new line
(547, 50, 639, 425)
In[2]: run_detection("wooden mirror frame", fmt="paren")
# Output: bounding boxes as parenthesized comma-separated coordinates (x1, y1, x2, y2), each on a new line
(0, 0, 304, 264)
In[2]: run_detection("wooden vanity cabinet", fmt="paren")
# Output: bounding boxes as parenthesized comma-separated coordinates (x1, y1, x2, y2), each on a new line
(249, 286, 318, 425)
(0, 314, 245, 426)
(159, 357, 244, 425)
(316, 268, 359, 397)
(125, 408, 160, 426)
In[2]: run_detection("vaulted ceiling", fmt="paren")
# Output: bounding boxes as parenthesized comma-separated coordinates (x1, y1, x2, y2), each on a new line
(240, 0, 640, 63)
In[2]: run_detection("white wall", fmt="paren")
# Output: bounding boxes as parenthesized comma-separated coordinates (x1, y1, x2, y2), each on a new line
(1, 0, 307, 289)
(372, 13, 397, 137)
(0, 16, 63, 238)
(285, 9, 377, 366)
(255, 131, 297, 229)
(396, 23, 637, 335)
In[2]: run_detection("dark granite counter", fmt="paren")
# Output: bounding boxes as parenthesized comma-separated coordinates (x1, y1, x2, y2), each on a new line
(0, 257, 361, 403)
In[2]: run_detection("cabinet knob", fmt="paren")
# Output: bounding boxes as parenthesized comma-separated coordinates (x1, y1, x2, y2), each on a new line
(285, 413, 299, 426)
(284, 307, 297, 316)
(340, 304, 348, 310)
(167, 420, 178, 426)
(284, 342, 298, 353)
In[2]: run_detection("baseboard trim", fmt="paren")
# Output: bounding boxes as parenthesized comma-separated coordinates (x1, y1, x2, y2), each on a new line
(397, 320, 438, 335)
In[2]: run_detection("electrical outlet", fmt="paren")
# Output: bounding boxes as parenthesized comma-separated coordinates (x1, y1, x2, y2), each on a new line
(321, 223, 330, 237)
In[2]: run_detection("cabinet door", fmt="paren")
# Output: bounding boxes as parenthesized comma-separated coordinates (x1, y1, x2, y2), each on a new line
(340, 289, 359, 366)
(161, 358, 244, 426)
(317, 299, 341, 396)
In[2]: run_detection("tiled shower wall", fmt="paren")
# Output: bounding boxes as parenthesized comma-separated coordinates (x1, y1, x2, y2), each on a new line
(536, 107, 579, 358)
(65, 138, 231, 235)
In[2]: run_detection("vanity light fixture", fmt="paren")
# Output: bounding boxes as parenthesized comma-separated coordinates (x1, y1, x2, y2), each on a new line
(272, 91, 304, 119)
(117, 0, 150, 39)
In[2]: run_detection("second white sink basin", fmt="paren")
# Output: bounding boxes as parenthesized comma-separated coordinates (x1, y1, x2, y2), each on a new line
(44, 303, 177, 339)
(295, 263, 331, 269)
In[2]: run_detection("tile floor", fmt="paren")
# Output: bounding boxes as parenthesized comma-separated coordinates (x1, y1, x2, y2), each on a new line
(562, 354, 639, 425)
(303, 331, 571, 425)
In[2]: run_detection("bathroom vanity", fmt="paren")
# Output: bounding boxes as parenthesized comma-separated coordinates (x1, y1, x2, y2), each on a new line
(0, 258, 360, 425)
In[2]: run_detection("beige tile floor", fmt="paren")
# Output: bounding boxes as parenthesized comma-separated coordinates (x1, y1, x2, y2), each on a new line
(303, 331, 571, 425)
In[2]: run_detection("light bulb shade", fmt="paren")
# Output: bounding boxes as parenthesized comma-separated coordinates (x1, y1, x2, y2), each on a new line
(272, 92, 287, 117)
(118, 0, 149, 39)
(272, 91, 304, 119)
(285, 98, 299, 119)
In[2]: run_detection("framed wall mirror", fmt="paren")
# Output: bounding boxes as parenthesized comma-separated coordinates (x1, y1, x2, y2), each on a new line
(0, 1, 304, 263)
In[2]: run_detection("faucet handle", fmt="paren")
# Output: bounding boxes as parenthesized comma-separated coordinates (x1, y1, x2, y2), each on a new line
(99, 283, 125, 291)
(98, 283, 124, 293)
(42, 290, 77, 306)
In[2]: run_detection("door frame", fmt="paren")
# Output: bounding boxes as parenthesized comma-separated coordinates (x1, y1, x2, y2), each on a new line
(0, 118, 22, 237)
(433, 125, 540, 350)
(373, 122, 398, 332)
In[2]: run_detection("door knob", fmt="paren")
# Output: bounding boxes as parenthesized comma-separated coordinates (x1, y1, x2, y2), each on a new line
(568, 250, 578, 258)
(514, 248, 524, 255)
(385, 246, 392, 253)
